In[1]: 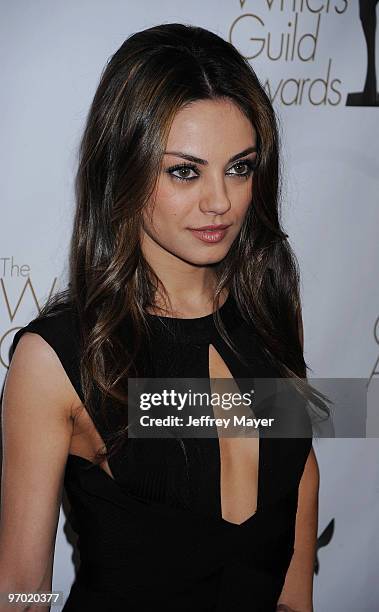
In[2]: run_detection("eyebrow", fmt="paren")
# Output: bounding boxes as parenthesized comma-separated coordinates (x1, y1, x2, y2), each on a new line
(164, 146, 257, 165)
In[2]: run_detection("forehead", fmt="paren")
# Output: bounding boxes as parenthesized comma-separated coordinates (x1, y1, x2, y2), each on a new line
(166, 99, 257, 151)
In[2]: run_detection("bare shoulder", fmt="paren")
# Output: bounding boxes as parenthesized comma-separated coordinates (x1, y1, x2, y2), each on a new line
(5, 329, 79, 422)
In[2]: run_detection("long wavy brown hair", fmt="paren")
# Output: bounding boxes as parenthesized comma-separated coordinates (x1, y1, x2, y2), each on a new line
(31, 23, 331, 465)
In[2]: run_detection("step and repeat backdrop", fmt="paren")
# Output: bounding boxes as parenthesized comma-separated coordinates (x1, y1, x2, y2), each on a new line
(1, 1, 378, 610)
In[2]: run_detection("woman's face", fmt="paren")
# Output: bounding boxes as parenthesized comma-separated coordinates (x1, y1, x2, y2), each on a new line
(141, 98, 257, 267)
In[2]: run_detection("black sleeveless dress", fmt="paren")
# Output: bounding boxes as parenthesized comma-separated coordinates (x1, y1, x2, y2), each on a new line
(11, 293, 313, 612)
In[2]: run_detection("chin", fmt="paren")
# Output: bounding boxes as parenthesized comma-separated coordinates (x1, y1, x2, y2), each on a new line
(177, 248, 230, 267)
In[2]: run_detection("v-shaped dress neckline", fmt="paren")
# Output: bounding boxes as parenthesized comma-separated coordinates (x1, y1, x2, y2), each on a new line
(128, 290, 263, 527)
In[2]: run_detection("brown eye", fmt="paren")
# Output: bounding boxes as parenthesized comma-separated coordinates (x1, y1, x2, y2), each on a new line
(166, 163, 199, 182)
(233, 162, 248, 174)
(227, 160, 255, 178)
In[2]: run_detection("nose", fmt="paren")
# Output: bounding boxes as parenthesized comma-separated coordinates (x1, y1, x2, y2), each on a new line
(198, 173, 232, 216)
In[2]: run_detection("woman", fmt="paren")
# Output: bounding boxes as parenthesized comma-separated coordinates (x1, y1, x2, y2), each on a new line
(0, 23, 328, 612)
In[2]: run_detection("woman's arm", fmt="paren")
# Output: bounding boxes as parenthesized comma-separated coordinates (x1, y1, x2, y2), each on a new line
(276, 304, 319, 612)
(0, 333, 75, 610)
(276, 446, 319, 612)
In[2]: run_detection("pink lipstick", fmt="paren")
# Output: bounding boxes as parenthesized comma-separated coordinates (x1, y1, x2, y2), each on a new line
(189, 224, 231, 244)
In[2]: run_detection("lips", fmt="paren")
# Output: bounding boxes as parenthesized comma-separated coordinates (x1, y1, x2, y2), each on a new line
(190, 224, 230, 231)
(189, 226, 230, 244)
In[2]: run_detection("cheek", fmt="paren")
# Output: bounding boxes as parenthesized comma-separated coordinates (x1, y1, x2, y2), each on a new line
(234, 187, 252, 222)
(146, 186, 195, 232)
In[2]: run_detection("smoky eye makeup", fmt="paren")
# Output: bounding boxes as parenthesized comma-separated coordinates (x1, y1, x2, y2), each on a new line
(165, 156, 258, 183)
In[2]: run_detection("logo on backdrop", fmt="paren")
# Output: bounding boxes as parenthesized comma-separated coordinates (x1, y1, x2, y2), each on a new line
(229, 0, 378, 107)
(346, 0, 379, 106)
(0, 256, 58, 369)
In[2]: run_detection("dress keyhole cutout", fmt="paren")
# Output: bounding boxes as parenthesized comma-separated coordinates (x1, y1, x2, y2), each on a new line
(208, 343, 259, 526)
